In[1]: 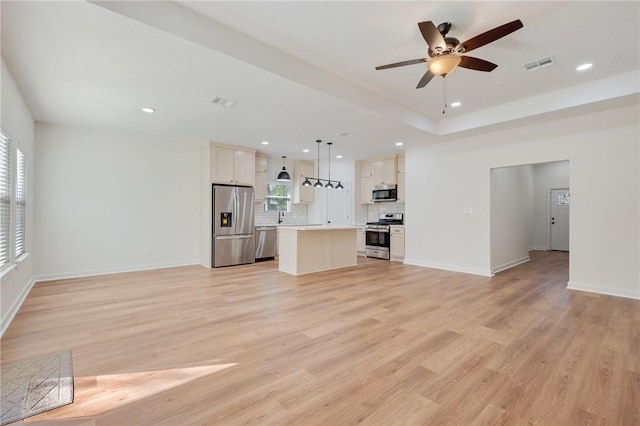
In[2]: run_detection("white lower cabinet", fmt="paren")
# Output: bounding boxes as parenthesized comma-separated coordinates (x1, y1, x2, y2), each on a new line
(390, 225, 405, 261)
(356, 226, 366, 255)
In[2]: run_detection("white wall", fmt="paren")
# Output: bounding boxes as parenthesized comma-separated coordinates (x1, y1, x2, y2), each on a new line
(405, 104, 639, 299)
(490, 165, 532, 273)
(530, 161, 570, 250)
(0, 58, 36, 335)
(34, 123, 200, 279)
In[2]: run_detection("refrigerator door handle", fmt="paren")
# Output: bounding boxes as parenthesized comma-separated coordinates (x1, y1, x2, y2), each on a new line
(216, 235, 253, 240)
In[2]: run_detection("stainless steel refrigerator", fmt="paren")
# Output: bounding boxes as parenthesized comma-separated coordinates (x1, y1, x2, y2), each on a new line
(212, 185, 255, 267)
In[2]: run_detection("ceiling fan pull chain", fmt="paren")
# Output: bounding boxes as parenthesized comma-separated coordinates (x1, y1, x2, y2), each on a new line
(442, 77, 447, 115)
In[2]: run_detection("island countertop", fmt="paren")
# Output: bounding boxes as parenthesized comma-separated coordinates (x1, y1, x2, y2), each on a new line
(277, 225, 357, 231)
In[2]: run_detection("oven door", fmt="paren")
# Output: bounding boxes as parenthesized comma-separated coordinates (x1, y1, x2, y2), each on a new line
(366, 229, 390, 249)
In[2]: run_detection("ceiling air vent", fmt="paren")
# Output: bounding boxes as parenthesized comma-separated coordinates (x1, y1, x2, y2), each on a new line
(524, 56, 555, 71)
(210, 96, 236, 107)
(338, 131, 355, 137)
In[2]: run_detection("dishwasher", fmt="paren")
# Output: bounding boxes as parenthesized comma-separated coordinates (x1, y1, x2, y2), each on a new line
(255, 226, 277, 261)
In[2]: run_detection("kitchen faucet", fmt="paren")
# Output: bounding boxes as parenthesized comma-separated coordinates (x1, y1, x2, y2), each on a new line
(278, 210, 284, 224)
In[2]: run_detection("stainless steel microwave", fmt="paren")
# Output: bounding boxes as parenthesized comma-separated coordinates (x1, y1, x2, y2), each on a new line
(372, 184, 397, 202)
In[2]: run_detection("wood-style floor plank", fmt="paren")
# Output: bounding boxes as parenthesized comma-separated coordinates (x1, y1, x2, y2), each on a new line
(1, 250, 638, 425)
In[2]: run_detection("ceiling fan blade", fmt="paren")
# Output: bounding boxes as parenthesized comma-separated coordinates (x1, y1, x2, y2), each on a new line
(416, 70, 435, 89)
(418, 21, 446, 51)
(375, 58, 428, 70)
(458, 56, 498, 72)
(458, 19, 523, 53)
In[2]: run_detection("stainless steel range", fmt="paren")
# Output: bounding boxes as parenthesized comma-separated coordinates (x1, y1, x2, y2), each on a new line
(365, 213, 404, 260)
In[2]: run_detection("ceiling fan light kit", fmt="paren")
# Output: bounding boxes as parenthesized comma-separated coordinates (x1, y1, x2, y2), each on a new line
(428, 53, 462, 76)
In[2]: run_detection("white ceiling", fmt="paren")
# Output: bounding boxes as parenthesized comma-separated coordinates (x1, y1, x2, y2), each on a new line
(2, 1, 639, 160)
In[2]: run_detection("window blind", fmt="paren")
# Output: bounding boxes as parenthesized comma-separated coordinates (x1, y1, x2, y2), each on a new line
(0, 132, 10, 269)
(15, 149, 26, 258)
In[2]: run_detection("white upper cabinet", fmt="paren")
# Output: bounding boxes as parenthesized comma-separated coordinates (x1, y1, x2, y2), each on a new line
(254, 154, 269, 201)
(210, 143, 255, 186)
(372, 157, 396, 185)
(293, 160, 314, 204)
(396, 156, 405, 202)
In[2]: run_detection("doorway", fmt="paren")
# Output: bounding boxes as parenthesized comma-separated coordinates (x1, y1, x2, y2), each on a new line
(490, 160, 570, 274)
(550, 188, 570, 251)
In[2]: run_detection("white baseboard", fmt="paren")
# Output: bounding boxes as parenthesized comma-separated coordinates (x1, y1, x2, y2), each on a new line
(1, 275, 37, 337)
(403, 258, 493, 277)
(35, 260, 198, 282)
(529, 245, 548, 251)
(567, 281, 640, 300)
(492, 256, 530, 275)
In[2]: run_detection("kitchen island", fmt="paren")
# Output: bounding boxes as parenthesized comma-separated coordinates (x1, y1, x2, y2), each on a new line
(278, 226, 357, 275)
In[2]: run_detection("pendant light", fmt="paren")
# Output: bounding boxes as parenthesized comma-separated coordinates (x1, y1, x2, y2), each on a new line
(300, 139, 343, 189)
(325, 142, 334, 188)
(313, 140, 324, 188)
(277, 156, 291, 182)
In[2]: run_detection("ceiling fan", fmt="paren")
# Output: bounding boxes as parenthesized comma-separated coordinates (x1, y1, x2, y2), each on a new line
(375, 19, 523, 89)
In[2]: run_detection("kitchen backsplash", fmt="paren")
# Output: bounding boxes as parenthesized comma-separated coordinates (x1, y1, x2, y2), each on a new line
(255, 202, 308, 225)
(367, 202, 405, 223)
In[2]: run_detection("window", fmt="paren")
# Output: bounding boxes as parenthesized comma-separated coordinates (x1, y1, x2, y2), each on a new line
(15, 149, 26, 258)
(0, 129, 27, 272)
(0, 131, 10, 269)
(265, 183, 290, 212)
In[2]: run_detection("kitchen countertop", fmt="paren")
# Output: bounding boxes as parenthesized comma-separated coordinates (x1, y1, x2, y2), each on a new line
(255, 223, 322, 227)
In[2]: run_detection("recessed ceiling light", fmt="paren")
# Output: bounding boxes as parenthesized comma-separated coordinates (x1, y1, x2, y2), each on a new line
(338, 131, 355, 137)
(141, 107, 155, 113)
(336, 155, 343, 159)
(395, 142, 404, 146)
(261, 141, 269, 145)
(576, 63, 593, 71)
(303, 149, 310, 153)
(450, 102, 462, 107)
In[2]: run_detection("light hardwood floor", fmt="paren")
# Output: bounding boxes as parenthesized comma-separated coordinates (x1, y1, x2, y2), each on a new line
(1, 251, 638, 425)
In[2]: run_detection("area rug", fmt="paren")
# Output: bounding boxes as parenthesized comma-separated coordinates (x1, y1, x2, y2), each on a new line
(1, 351, 74, 425)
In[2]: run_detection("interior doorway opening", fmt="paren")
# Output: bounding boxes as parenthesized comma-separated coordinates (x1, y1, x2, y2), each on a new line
(490, 160, 570, 275)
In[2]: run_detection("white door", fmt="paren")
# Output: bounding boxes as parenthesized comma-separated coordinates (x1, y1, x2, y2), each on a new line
(550, 188, 570, 251)
(327, 183, 351, 225)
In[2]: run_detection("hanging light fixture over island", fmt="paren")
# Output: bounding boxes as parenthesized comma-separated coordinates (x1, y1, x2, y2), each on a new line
(302, 140, 343, 189)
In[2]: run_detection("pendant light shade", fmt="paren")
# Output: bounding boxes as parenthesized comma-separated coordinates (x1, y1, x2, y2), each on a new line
(277, 156, 291, 182)
(336, 182, 344, 190)
(302, 178, 312, 187)
(314, 180, 324, 188)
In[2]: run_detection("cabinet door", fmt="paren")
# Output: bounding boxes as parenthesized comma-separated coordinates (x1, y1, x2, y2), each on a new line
(255, 155, 268, 173)
(211, 146, 236, 184)
(293, 160, 314, 204)
(357, 227, 366, 254)
(390, 227, 405, 260)
(360, 161, 373, 178)
(360, 175, 373, 203)
(234, 150, 255, 186)
(390, 234, 405, 259)
(397, 156, 405, 173)
(373, 158, 396, 184)
(255, 171, 268, 201)
(397, 172, 406, 202)
(396, 156, 405, 202)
